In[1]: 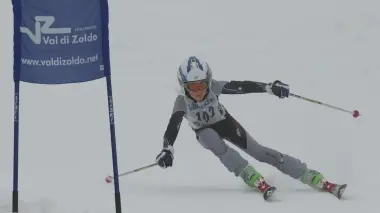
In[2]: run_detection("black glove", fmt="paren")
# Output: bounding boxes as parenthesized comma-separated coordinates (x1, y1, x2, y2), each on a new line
(156, 146, 174, 168)
(265, 80, 289, 98)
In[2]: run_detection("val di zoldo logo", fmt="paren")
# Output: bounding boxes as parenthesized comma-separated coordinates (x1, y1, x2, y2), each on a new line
(20, 16, 98, 45)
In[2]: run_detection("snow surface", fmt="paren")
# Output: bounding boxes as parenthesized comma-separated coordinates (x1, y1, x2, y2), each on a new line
(0, 0, 379, 212)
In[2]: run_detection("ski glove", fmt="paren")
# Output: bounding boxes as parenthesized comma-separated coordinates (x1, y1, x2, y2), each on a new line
(156, 145, 174, 168)
(265, 80, 290, 98)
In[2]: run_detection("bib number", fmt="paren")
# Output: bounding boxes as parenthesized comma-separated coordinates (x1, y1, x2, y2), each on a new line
(195, 106, 223, 122)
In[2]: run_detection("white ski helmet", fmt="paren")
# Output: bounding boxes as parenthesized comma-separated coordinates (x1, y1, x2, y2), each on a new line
(177, 56, 212, 93)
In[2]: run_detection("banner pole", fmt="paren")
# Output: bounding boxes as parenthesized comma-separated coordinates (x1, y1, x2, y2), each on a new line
(12, 81, 20, 213)
(105, 76, 122, 213)
(99, 0, 121, 212)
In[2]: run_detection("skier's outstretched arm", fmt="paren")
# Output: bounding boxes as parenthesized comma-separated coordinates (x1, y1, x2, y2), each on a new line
(162, 110, 185, 147)
(220, 80, 267, 94)
(219, 80, 290, 98)
(156, 96, 186, 168)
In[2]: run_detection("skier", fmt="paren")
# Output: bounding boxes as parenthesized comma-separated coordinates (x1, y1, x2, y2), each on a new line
(155, 56, 346, 200)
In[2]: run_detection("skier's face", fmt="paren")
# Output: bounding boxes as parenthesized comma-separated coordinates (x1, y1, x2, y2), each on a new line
(186, 81, 208, 101)
(189, 89, 207, 101)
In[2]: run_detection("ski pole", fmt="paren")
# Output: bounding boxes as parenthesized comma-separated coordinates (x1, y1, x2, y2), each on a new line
(289, 93, 360, 118)
(105, 163, 158, 183)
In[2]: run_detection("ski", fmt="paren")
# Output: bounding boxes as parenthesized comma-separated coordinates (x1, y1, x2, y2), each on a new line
(329, 183, 347, 199)
(263, 186, 277, 201)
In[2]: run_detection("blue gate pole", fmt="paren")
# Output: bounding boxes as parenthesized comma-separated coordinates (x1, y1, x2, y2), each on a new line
(100, 0, 121, 211)
(105, 76, 122, 213)
(12, 81, 20, 213)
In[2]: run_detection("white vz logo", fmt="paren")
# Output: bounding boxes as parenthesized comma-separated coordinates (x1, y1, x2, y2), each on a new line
(20, 16, 71, 44)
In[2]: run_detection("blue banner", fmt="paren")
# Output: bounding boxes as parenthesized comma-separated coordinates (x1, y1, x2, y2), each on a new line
(12, 0, 110, 84)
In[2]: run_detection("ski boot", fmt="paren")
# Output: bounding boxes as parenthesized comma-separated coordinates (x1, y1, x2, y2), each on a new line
(240, 165, 276, 201)
(299, 169, 347, 199)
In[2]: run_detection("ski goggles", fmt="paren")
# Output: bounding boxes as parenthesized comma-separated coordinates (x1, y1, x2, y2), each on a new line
(185, 80, 209, 92)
